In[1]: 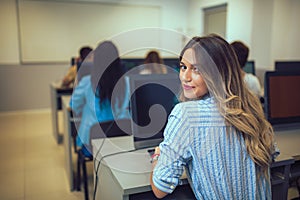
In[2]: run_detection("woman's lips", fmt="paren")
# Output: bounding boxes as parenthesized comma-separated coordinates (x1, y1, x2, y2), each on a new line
(182, 84, 194, 90)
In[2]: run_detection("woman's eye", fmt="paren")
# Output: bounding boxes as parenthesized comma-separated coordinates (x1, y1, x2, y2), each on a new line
(180, 65, 187, 70)
(193, 67, 200, 73)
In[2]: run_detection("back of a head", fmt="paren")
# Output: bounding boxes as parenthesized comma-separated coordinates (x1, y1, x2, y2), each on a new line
(142, 50, 166, 74)
(230, 41, 249, 68)
(92, 41, 124, 103)
(79, 46, 93, 60)
(144, 51, 163, 64)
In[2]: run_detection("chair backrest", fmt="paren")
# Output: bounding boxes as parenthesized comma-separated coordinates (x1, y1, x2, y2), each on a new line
(89, 119, 132, 144)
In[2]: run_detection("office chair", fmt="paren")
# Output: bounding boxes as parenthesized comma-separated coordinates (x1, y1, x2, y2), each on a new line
(77, 119, 132, 200)
(289, 155, 300, 198)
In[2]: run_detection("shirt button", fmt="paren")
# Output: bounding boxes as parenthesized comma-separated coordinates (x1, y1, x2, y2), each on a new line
(170, 185, 175, 190)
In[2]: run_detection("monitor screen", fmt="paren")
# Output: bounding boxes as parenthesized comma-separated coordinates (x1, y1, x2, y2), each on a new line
(264, 71, 300, 124)
(128, 73, 180, 149)
(163, 58, 180, 72)
(71, 57, 76, 66)
(243, 60, 255, 75)
(121, 58, 144, 71)
(122, 57, 180, 73)
(275, 61, 300, 72)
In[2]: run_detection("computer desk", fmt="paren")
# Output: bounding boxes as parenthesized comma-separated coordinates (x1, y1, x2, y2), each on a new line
(92, 136, 195, 200)
(50, 82, 73, 144)
(92, 127, 300, 200)
(273, 125, 300, 199)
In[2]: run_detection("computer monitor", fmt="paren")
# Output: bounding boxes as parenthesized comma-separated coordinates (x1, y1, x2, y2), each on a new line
(122, 57, 180, 73)
(264, 71, 300, 125)
(243, 60, 255, 75)
(163, 58, 180, 72)
(275, 61, 300, 72)
(121, 58, 144, 71)
(71, 57, 76, 66)
(128, 73, 180, 149)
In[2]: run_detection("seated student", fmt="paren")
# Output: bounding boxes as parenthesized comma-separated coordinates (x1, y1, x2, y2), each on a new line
(139, 50, 167, 74)
(230, 41, 262, 97)
(150, 34, 276, 199)
(70, 41, 129, 156)
(61, 46, 93, 88)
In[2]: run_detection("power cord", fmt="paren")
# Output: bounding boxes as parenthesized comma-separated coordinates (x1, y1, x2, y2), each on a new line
(91, 119, 116, 200)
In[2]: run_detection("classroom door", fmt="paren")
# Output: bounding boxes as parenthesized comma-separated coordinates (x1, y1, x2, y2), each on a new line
(204, 4, 227, 38)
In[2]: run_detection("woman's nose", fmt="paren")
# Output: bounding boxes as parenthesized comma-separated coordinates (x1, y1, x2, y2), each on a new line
(181, 70, 192, 82)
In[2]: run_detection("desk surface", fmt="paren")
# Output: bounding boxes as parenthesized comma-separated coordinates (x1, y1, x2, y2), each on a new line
(92, 136, 189, 199)
(272, 153, 295, 168)
(92, 136, 152, 193)
(274, 127, 300, 157)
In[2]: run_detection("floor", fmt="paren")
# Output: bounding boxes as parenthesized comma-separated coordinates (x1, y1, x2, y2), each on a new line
(0, 110, 299, 200)
(0, 110, 94, 200)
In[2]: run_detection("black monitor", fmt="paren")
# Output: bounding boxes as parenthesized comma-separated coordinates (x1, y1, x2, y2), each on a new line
(122, 57, 180, 73)
(163, 58, 180, 72)
(121, 58, 144, 71)
(243, 60, 255, 75)
(275, 61, 300, 72)
(128, 73, 180, 149)
(71, 57, 76, 66)
(264, 71, 300, 125)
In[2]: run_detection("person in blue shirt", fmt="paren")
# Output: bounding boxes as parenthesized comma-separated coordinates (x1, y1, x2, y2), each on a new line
(150, 34, 276, 199)
(70, 41, 129, 156)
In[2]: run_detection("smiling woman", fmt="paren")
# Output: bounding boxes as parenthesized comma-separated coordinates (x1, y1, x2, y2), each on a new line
(150, 34, 276, 200)
(179, 48, 208, 100)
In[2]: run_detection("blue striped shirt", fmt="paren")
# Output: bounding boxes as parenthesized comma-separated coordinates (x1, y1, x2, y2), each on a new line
(153, 96, 271, 200)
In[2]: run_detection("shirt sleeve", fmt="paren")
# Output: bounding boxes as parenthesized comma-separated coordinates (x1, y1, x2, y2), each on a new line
(62, 65, 77, 86)
(69, 76, 88, 115)
(152, 103, 191, 194)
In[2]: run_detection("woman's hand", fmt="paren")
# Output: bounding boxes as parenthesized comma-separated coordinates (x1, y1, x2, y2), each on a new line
(150, 146, 168, 199)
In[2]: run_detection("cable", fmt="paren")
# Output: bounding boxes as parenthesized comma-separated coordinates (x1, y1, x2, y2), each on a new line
(92, 115, 130, 200)
(92, 105, 131, 199)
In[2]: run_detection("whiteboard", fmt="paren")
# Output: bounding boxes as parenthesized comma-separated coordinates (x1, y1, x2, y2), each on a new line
(18, 0, 161, 63)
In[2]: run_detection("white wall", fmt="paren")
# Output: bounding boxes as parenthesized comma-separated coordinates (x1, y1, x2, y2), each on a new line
(271, 0, 300, 61)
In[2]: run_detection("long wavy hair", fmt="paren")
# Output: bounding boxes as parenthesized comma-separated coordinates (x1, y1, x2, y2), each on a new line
(179, 34, 274, 177)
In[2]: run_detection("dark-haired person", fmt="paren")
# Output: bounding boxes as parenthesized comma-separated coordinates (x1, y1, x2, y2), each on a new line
(140, 50, 167, 74)
(70, 41, 129, 156)
(231, 41, 262, 97)
(150, 34, 276, 199)
(61, 46, 93, 87)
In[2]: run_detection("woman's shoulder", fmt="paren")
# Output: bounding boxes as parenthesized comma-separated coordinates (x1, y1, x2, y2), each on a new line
(172, 97, 223, 126)
(176, 96, 215, 108)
